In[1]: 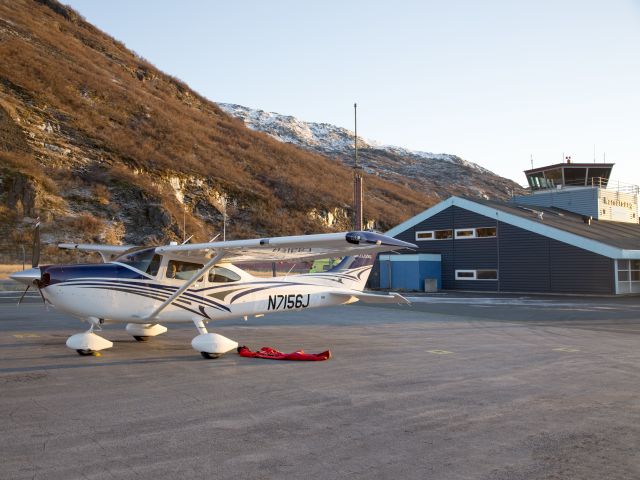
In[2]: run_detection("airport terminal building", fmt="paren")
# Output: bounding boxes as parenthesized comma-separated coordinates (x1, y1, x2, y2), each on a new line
(372, 162, 640, 295)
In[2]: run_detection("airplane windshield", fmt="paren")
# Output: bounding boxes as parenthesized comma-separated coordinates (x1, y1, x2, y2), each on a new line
(114, 248, 161, 276)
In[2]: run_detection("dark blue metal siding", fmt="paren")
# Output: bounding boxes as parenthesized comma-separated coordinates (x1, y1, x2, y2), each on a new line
(497, 223, 551, 292)
(451, 207, 497, 229)
(497, 223, 614, 294)
(548, 241, 614, 294)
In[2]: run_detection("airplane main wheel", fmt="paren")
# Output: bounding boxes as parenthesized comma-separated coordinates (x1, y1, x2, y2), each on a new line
(200, 352, 221, 359)
(76, 349, 94, 356)
(133, 336, 149, 342)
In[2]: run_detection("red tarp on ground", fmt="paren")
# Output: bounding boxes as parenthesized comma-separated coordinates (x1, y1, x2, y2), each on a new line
(237, 346, 331, 361)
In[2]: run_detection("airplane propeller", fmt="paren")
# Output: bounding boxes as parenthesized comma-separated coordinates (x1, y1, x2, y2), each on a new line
(17, 218, 45, 306)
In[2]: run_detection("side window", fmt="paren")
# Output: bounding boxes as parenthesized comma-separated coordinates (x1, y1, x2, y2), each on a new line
(166, 260, 204, 280)
(146, 255, 162, 277)
(208, 267, 241, 283)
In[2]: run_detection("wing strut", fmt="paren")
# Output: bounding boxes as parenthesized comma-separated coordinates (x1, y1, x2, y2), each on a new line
(144, 252, 225, 320)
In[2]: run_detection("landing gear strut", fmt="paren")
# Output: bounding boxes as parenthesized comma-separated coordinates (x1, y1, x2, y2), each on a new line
(191, 318, 238, 359)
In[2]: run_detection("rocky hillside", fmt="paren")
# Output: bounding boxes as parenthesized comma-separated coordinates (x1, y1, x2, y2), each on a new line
(0, 0, 438, 262)
(219, 104, 525, 202)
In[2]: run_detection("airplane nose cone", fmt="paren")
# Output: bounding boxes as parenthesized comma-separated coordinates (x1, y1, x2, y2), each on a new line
(9, 267, 41, 285)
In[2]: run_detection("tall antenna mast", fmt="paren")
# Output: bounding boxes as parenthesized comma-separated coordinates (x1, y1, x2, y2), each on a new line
(354, 103, 358, 168)
(353, 103, 363, 231)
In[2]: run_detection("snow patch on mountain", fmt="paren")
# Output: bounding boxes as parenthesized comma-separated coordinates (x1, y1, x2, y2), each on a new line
(218, 102, 523, 201)
(218, 103, 494, 175)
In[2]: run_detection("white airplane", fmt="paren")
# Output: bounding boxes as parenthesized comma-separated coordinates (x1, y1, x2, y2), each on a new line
(11, 230, 415, 358)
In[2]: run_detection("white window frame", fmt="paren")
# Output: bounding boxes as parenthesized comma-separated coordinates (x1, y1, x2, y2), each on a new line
(455, 269, 498, 281)
(455, 270, 477, 280)
(454, 228, 476, 239)
(415, 229, 453, 241)
(415, 230, 434, 241)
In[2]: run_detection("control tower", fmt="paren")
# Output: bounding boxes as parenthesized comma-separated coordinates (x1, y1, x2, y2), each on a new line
(524, 162, 614, 190)
(514, 161, 639, 224)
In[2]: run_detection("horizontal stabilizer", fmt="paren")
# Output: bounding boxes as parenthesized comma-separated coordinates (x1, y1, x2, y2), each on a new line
(331, 291, 410, 305)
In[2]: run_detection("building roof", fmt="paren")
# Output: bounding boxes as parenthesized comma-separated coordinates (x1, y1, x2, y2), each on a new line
(475, 198, 640, 250)
(386, 196, 640, 259)
(524, 162, 614, 175)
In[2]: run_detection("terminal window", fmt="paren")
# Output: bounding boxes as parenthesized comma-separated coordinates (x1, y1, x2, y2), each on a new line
(456, 269, 498, 280)
(435, 229, 453, 239)
(455, 227, 497, 239)
(476, 227, 497, 238)
(617, 260, 640, 294)
(415, 231, 434, 240)
(455, 229, 475, 238)
(415, 229, 453, 241)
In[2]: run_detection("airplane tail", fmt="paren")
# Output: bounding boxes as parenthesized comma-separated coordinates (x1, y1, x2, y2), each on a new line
(324, 253, 377, 291)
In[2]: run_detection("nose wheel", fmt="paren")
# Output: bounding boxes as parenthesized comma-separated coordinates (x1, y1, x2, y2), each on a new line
(76, 349, 99, 356)
(200, 352, 221, 359)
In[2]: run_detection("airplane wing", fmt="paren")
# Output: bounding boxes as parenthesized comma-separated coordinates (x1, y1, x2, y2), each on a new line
(58, 243, 137, 262)
(330, 291, 411, 304)
(154, 231, 416, 263)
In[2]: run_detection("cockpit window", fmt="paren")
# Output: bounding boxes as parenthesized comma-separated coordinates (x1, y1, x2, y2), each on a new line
(166, 260, 204, 280)
(208, 267, 241, 283)
(146, 255, 161, 276)
(115, 248, 161, 276)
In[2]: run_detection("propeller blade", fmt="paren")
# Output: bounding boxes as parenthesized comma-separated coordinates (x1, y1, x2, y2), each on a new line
(17, 284, 30, 306)
(32, 218, 41, 268)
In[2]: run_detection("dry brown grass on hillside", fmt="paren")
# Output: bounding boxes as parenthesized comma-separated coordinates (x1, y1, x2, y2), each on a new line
(0, 0, 436, 240)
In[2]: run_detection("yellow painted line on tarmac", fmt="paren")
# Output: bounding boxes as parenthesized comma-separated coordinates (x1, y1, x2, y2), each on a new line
(553, 347, 580, 353)
(13, 333, 40, 339)
(427, 349, 453, 355)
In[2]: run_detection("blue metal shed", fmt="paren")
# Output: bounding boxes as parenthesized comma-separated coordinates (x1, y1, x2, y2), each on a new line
(378, 254, 442, 291)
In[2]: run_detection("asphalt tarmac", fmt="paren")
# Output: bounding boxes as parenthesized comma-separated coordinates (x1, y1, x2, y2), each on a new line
(1, 294, 639, 480)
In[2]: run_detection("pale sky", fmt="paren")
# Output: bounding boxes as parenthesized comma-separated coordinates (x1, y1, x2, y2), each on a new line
(64, 0, 640, 188)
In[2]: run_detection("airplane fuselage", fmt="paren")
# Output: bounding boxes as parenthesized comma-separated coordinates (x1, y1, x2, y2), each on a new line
(40, 264, 369, 324)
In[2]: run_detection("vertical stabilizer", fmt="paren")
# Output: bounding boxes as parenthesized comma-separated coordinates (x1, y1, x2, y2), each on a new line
(325, 253, 377, 291)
